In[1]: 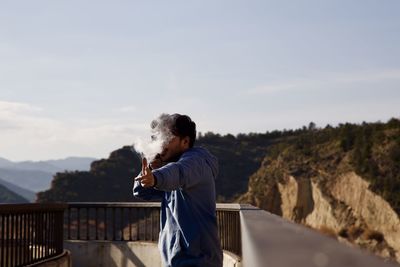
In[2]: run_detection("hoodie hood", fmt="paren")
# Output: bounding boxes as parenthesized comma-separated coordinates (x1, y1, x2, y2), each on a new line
(188, 147, 219, 179)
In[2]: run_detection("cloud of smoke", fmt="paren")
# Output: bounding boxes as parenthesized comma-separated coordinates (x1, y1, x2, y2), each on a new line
(132, 114, 174, 161)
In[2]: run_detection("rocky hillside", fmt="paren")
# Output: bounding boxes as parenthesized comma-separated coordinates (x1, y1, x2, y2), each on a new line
(239, 119, 400, 263)
(37, 132, 274, 203)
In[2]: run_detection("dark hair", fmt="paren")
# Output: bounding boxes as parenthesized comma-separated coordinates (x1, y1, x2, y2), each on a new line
(170, 114, 196, 147)
(151, 113, 196, 148)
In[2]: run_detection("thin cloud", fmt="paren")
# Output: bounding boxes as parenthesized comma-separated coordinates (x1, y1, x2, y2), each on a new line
(113, 105, 137, 113)
(0, 100, 148, 160)
(247, 69, 400, 95)
(248, 79, 313, 95)
(0, 100, 42, 113)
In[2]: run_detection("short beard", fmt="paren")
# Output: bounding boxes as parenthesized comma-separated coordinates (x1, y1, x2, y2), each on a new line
(166, 151, 184, 163)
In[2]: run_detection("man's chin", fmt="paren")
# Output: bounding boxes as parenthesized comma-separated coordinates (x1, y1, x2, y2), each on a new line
(160, 153, 170, 162)
(161, 153, 182, 163)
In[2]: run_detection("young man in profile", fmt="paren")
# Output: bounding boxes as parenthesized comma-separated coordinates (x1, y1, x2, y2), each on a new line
(133, 113, 223, 267)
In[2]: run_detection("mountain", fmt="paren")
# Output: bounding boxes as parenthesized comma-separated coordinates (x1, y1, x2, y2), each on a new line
(47, 157, 96, 171)
(0, 156, 96, 173)
(37, 147, 140, 202)
(0, 184, 29, 203)
(0, 157, 13, 168)
(0, 168, 54, 192)
(10, 161, 61, 173)
(36, 135, 272, 203)
(0, 156, 97, 194)
(36, 118, 400, 206)
(0, 177, 36, 202)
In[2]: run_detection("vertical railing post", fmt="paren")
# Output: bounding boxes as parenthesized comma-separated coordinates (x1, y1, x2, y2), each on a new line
(104, 207, 107, 240)
(95, 207, 98, 240)
(77, 208, 80, 240)
(120, 207, 124, 241)
(112, 208, 116, 241)
(86, 208, 90, 241)
(129, 208, 132, 241)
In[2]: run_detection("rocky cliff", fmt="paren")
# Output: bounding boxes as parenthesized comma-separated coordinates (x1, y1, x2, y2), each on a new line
(239, 125, 400, 263)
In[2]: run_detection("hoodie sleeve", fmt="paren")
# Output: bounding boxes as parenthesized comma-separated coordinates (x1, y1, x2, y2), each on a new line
(152, 151, 209, 192)
(132, 173, 164, 201)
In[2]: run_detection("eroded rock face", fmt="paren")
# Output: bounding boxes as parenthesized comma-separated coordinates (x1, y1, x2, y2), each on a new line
(304, 181, 341, 231)
(277, 175, 341, 230)
(330, 172, 400, 261)
(254, 172, 400, 262)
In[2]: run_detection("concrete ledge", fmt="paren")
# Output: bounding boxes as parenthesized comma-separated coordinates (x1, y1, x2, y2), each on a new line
(223, 250, 242, 267)
(240, 208, 399, 267)
(65, 240, 160, 267)
(26, 250, 71, 267)
(65, 240, 241, 267)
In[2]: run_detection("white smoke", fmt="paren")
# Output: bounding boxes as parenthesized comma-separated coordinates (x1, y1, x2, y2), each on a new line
(132, 114, 174, 161)
(132, 136, 163, 161)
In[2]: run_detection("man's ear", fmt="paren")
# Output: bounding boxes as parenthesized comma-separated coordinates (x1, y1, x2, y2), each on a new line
(182, 136, 190, 148)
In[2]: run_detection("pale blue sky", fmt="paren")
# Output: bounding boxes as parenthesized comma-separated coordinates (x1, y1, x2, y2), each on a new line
(0, 0, 399, 161)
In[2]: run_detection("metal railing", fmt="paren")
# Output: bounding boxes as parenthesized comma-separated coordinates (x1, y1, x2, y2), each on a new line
(5, 202, 391, 267)
(0, 203, 66, 267)
(216, 204, 242, 256)
(65, 202, 242, 256)
(65, 202, 160, 242)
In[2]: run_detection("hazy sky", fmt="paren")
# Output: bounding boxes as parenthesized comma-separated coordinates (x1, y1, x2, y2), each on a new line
(1, 0, 399, 161)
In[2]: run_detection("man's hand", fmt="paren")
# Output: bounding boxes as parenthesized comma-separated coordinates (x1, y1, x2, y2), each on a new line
(135, 157, 156, 187)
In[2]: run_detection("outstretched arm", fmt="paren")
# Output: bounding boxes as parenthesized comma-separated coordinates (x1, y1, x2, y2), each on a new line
(152, 151, 206, 191)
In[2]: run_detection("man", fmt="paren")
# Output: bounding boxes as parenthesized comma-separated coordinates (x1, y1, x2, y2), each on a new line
(133, 113, 223, 267)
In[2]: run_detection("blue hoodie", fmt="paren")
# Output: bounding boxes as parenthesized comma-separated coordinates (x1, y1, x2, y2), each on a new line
(133, 147, 223, 267)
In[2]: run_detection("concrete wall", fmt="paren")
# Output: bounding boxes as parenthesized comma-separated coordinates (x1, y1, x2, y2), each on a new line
(65, 240, 241, 267)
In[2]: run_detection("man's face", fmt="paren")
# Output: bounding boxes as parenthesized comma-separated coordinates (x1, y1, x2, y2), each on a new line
(159, 135, 188, 162)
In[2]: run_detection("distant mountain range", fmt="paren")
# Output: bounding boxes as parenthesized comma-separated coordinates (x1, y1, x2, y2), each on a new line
(0, 156, 97, 203)
(0, 156, 96, 172)
(0, 177, 36, 202)
(0, 157, 13, 168)
(0, 184, 29, 203)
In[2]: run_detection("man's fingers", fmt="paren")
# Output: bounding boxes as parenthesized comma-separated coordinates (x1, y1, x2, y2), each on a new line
(135, 175, 150, 183)
(142, 157, 148, 174)
(135, 172, 154, 187)
(135, 176, 152, 187)
(146, 166, 151, 174)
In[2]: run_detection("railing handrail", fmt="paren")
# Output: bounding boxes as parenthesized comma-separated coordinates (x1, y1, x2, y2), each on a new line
(67, 202, 257, 211)
(67, 202, 161, 208)
(0, 203, 67, 214)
